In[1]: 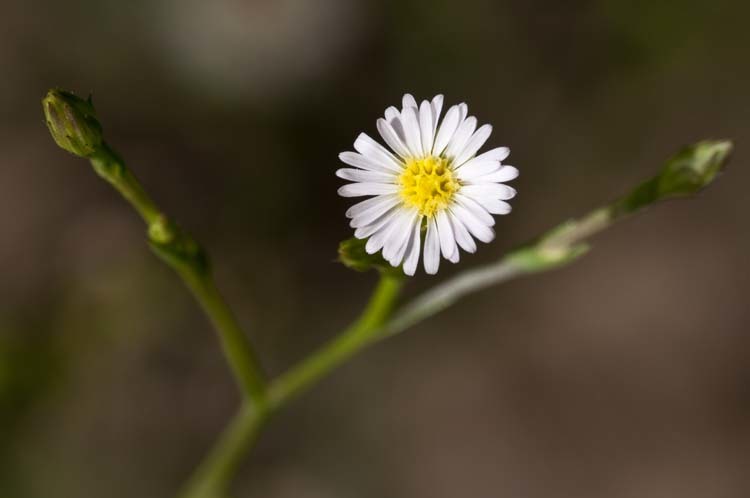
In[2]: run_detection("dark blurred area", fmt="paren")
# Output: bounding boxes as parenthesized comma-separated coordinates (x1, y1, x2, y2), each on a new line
(1, 0, 749, 496)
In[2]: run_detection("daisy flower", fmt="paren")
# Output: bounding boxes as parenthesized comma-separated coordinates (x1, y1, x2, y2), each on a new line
(337, 94, 518, 276)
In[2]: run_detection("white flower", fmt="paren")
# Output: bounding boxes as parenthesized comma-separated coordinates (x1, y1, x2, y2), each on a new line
(337, 94, 518, 276)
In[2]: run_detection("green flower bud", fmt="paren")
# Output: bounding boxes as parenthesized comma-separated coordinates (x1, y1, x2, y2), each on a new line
(42, 89, 103, 158)
(656, 140, 732, 198)
(615, 140, 732, 216)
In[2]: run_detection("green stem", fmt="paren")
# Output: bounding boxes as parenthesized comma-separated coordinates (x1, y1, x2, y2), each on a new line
(383, 140, 734, 338)
(268, 272, 404, 408)
(91, 143, 161, 224)
(180, 272, 404, 498)
(89, 143, 267, 403)
(44, 92, 731, 498)
(180, 402, 268, 498)
(176, 267, 267, 403)
(179, 133, 735, 495)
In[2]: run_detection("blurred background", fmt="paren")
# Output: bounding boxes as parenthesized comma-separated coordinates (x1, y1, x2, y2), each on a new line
(1, 0, 749, 497)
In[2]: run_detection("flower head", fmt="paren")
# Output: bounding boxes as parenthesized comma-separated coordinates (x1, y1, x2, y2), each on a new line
(337, 94, 518, 275)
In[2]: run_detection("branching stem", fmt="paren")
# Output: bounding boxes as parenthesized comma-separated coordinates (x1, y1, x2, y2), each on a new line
(42, 90, 732, 498)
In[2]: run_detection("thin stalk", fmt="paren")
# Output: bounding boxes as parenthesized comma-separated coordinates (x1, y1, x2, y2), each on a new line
(268, 273, 404, 408)
(176, 266, 267, 403)
(42, 91, 731, 498)
(180, 272, 404, 498)
(89, 142, 267, 403)
(180, 402, 268, 498)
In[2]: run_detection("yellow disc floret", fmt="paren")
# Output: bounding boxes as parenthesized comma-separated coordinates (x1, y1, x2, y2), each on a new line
(398, 156, 460, 217)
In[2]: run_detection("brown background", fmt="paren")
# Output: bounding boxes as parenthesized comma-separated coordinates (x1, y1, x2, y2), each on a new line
(1, 0, 749, 497)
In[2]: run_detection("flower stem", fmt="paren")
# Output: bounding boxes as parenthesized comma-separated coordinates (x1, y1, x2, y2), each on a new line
(267, 272, 404, 408)
(384, 140, 734, 337)
(175, 264, 268, 403)
(89, 142, 267, 403)
(43, 91, 731, 498)
(180, 402, 268, 498)
(180, 272, 404, 498)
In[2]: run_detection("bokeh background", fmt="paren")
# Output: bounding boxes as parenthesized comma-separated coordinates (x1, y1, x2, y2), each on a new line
(1, 0, 749, 497)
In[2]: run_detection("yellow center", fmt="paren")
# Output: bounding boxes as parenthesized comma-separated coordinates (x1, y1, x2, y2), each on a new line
(398, 156, 460, 217)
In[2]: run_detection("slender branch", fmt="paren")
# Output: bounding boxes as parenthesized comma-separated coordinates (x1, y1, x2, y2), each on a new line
(385, 140, 733, 337)
(267, 272, 404, 408)
(179, 403, 268, 498)
(43, 89, 732, 498)
(92, 143, 267, 403)
(169, 256, 268, 403)
(43, 90, 267, 403)
(180, 272, 404, 498)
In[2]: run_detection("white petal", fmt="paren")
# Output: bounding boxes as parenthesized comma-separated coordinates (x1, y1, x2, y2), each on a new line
(444, 116, 477, 159)
(419, 100, 434, 157)
(338, 182, 399, 197)
(453, 124, 492, 167)
(339, 151, 395, 174)
(470, 197, 512, 215)
(382, 209, 415, 262)
(435, 209, 458, 260)
(349, 195, 401, 227)
(423, 217, 441, 275)
(458, 103, 468, 122)
(346, 193, 397, 218)
(336, 168, 396, 183)
(448, 248, 460, 263)
(470, 165, 519, 184)
(401, 106, 423, 158)
(364, 205, 415, 253)
(455, 194, 495, 227)
(452, 203, 495, 243)
(456, 160, 501, 181)
(473, 146, 510, 163)
(389, 210, 419, 266)
(402, 217, 422, 276)
(355, 206, 400, 239)
(391, 118, 408, 144)
(353, 133, 403, 172)
(461, 184, 517, 200)
(352, 205, 399, 229)
(377, 118, 411, 159)
(449, 211, 476, 253)
(365, 214, 398, 254)
(431, 95, 444, 139)
(432, 105, 460, 155)
(402, 93, 418, 110)
(384, 106, 400, 121)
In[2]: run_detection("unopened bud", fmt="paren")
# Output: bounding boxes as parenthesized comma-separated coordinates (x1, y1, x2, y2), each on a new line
(656, 140, 732, 199)
(615, 140, 732, 216)
(42, 89, 103, 158)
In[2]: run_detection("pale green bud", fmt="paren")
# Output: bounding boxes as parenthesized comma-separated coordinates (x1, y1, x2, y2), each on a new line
(615, 140, 733, 215)
(42, 89, 103, 158)
(656, 140, 732, 198)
